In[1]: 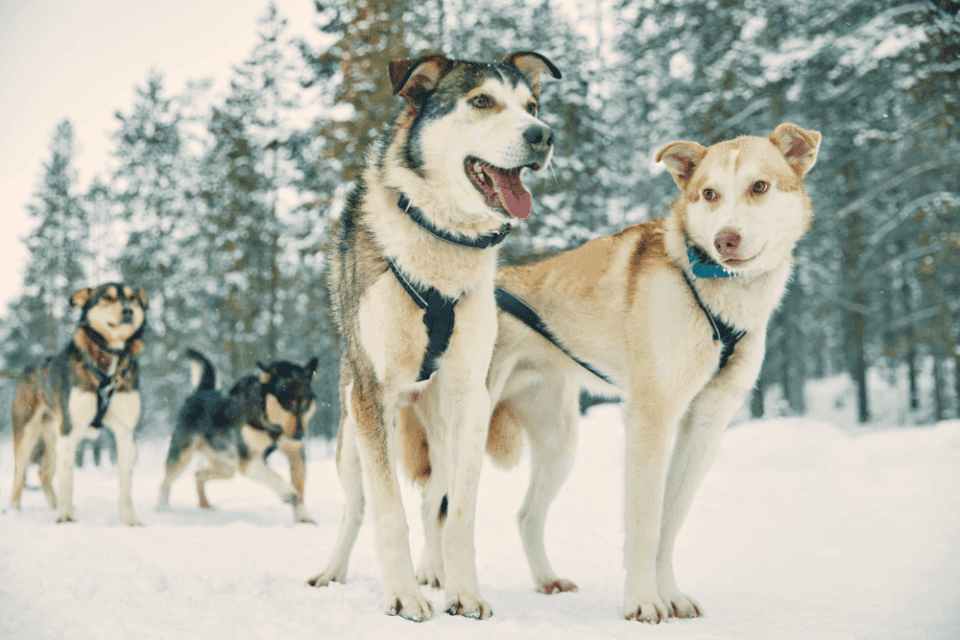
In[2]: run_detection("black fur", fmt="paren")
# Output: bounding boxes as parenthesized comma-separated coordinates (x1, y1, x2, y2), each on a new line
(164, 351, 318, 466)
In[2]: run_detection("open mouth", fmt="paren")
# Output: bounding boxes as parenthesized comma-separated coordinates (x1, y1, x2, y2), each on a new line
(465, 156, 539, 219)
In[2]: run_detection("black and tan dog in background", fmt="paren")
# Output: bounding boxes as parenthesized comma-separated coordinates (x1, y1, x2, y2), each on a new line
(157, 350, 319, 524)
(9, 283, 148, 526)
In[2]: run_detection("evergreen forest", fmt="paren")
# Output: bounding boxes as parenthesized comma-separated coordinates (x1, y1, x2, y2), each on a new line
(3, 0, 958, 437)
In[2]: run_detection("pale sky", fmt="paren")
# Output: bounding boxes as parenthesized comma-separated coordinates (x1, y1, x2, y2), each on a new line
(0, 0, 319, 310)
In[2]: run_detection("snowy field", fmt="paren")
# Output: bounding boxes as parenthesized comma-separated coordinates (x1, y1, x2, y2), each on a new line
(2, 404, 959, 640)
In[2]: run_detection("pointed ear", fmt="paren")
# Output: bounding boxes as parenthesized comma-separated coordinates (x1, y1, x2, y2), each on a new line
(389, 53, 454, 106)
(503, 51, 561, 96)
(770, 123, 821, 177)
(257, 361, 271, 384)
(305, 357, 319, 378)
(70, 288, 92, 308)
(655, 140, 708, 189)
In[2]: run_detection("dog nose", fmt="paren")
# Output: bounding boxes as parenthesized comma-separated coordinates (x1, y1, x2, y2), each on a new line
(523, 124, 553, 151)
(121, 307, 134, 323)
(714, 228, 741, 257)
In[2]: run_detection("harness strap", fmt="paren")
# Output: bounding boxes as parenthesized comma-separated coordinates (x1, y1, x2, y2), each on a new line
(398, 193, 512, 249)
(78, 347, 121, 429)
(495, 287, 616, 386)
(387, 257, 460, 382)
(680, 271, 746, 370)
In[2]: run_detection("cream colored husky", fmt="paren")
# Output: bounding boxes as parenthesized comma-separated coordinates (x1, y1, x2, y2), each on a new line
(401, 124, 822, 622)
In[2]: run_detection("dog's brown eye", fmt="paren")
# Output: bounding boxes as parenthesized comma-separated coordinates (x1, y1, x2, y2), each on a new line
(752, 181, 768, 194)
(703, 189, 718, 202)
(471, 94, 492, 109)
(526, 102, 537, 116)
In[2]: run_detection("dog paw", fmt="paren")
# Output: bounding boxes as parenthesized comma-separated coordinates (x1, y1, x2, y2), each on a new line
(538, 578, 578, 595)
(416, 560, 444, 589)
(295, 515, 317, 525)
(124, 518, 145, 527)
(56, 515, 76, 524)
(623, 596, 669, 624)
(386, 591, 434, 622)
(444, 592, 492, 619)
(661, 591, 703, 619)
(306, 568, 345, 588)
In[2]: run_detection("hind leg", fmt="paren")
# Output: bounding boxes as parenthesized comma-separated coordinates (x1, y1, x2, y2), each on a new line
(308, 380, 365, 586)
(157, 433, 200, 510)
(195, 449, 237, 509)
(37, 433, 57, 508)
(404, 403, 448, 590)
(10, 412, 45, 509)
(510, 380, 580, 594)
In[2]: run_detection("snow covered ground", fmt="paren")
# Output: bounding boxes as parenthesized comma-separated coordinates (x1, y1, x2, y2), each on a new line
(2, 404, 959, 640)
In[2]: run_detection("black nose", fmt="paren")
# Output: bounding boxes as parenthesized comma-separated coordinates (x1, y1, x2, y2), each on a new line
(523, 125, 553, 150)
(121, 307, 134, 323)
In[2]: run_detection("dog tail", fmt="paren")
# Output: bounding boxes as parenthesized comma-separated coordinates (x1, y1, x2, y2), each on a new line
(185, 349, 216, 392)
(397, 406, 432, 485)
(485, 401, 525, 469)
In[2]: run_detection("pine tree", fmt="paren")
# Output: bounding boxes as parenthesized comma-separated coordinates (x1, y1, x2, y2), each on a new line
(111, 71, 200, 429)
(10, 120, 90, 364)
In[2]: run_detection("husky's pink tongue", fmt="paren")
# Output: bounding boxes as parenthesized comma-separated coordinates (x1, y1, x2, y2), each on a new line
(487, 168, 532, 219)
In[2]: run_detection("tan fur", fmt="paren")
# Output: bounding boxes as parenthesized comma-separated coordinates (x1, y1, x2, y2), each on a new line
(9, 284, 148, 526)
(307, 52, 561, 622)
(417, 125, 822, 616)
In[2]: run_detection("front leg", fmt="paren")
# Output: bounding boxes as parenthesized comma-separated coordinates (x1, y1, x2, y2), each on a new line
(103, 391, 143, 526)
(657, 345, 763, 618)
(57, 390, 99, 523)
(440, 380, 493, 619)
(621, 393, 685, 624)
(281, 441, 315, 524)
(353, 388, 433, 622)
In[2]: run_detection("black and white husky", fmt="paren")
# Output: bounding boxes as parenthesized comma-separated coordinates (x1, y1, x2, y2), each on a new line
(306, 52, 561, 621)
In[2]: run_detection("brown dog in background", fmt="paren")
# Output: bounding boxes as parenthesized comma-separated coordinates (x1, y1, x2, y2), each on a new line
(9, 283, 147, 526)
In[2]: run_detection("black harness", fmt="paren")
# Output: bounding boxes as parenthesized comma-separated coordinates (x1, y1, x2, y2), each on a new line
(682, 239, 747, 370)
(494, 287, 616, 385)
(78, 328, 130, 429)
(389, 193, 513, 381)
(492, 239, 749, 384)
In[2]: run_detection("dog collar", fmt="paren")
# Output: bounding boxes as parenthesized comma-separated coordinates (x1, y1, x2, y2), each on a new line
(386, 256, 459, 382)
(398, 193, 512, 250)
(685, 238, 739, 279)
(82, 324, 130, 357)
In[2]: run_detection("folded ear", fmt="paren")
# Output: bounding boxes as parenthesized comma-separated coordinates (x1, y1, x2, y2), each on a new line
(503, 51, 562, 96)
(136, 288, 149, 309)
(770, 123, 821, 177)
(70, 288, 92, 308)
(389, 53, 454, 106)
(655, 140, 708, 189)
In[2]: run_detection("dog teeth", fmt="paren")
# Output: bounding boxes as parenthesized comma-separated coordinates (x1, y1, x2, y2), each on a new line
(473, 161, 483, 175)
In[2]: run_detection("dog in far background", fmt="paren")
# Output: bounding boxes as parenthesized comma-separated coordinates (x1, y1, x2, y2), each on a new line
(157, 350, 319, 524)
(9, 283, 148, 526)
